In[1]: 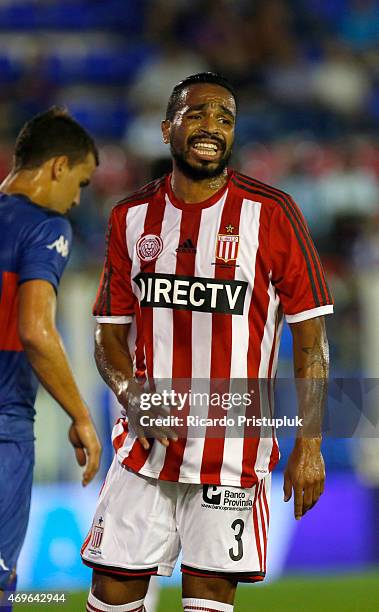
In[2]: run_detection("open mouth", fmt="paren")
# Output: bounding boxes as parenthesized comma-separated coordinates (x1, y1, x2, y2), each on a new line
(189, 138, 224, 160)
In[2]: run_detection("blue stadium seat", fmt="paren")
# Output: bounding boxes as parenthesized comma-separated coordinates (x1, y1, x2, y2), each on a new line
(89, 0, 147, 33)
(45, 55, 86, 86)
(305, 0, 348, 24)
(367, 85, 379, 122)
(235, 110, 284, 144)
(69, 102, 133, 140)
(0, 55, 24, 82)
(0, 3, 37, 30)
(39, 3, 89, 30)
(44, 45, 153, 86)
(0, 0, 147, 32)
(85, 45, 154, 85)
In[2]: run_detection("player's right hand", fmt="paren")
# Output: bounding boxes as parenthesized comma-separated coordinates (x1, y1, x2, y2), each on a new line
(118, 379, 178, 450)
(68, 419, 102, 486)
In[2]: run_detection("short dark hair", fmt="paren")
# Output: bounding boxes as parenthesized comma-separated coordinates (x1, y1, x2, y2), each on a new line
(166, 72, 236, 121)
(14, 106, 99, 171)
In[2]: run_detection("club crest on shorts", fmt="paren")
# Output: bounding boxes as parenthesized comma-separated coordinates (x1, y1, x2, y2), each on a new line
(136, 234, 163, 262)
(90, 517, 104, 550)
(215, 233, 240, 263)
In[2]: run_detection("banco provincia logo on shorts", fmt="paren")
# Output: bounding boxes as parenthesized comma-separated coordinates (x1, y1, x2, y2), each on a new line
(202, 486, 253, 511)
(136, 234, 163, 262)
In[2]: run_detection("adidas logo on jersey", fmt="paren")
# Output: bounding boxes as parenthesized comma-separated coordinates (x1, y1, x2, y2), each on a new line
(46, 235, 69, 258)
(133, 272, 247, 315)
(176, 238, 197, 254)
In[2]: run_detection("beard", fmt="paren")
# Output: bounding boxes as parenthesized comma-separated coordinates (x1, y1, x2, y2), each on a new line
(170, 141, 232, 181)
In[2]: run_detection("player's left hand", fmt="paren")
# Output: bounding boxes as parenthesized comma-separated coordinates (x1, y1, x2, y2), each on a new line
(283, 437, 325, 520)
(68, 419, 102, 486)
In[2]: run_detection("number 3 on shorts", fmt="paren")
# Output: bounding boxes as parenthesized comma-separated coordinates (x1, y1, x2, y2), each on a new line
(229, 518, 245, 561)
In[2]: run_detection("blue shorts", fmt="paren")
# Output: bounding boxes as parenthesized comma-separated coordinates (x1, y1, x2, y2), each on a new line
(0, 441, 34, 589)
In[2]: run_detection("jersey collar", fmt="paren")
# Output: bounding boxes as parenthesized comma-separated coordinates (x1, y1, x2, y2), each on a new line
(165, 170, 233, 211)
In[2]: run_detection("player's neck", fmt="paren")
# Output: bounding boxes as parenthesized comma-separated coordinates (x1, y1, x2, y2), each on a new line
(0, 170, 52, 209)
(170, 167, 229, 203)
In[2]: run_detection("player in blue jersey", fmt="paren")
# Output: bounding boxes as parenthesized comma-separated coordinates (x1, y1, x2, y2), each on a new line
(0, 107, 102, 609)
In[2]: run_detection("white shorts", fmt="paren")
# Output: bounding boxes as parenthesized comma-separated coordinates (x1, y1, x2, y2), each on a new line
(81, 456, 271, 583)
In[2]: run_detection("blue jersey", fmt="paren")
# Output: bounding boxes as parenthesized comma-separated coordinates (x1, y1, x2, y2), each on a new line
(0, 193, 72, 441)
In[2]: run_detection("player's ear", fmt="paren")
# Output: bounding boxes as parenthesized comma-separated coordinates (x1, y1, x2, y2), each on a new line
(51, 155, 69, 181)
(161, 120, 171, 144)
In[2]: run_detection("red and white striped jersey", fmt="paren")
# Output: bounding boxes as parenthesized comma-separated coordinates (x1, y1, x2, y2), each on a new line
(94, 170, 333, 487)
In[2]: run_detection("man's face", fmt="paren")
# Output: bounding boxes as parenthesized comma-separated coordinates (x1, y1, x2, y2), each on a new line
(162, 83, 236, 180)
(52, 152, 97, 214)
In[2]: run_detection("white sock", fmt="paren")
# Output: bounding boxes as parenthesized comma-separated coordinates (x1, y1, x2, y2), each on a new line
(87, 590, 145, 612)
(182, 598, 234, 612)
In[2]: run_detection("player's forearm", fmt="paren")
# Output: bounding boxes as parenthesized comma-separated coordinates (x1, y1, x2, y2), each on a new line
(22, 328, 90, 424)
(94, 323, 134, 400)
(290, 316, 329, 439)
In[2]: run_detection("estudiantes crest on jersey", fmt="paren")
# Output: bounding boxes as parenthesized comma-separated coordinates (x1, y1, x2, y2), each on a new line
(215, 233, 240, 262)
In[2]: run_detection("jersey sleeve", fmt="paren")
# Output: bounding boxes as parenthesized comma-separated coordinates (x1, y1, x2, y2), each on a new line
(18, 216, 72, 292)
(93, 206, 135, 324)
(269, 199, 333, 323)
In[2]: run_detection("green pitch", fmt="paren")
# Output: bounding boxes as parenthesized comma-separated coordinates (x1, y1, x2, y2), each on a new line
(14, 571, 379, 612)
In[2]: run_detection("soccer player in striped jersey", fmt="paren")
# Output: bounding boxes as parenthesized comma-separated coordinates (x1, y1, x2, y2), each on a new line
(82, 73, 332, 612)
(0, 108, 101, 610)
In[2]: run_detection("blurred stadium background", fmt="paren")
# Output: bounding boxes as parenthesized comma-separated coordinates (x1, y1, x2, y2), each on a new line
(0, 0, 378, 610)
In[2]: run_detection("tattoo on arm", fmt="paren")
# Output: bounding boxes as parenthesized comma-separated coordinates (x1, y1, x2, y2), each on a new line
(295, 337, 329, 376)
(291, 319, 330, 436)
